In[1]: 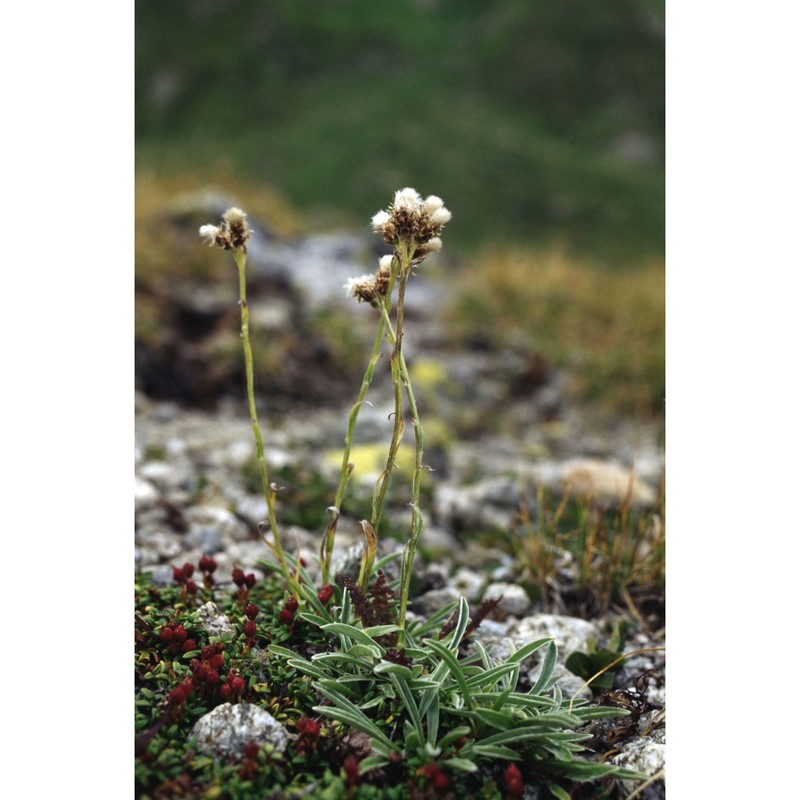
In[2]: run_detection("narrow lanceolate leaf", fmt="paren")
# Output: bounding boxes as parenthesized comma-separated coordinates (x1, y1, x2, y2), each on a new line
(492, 684, 514, 712)
(311, 652, 368, 669)
(470, 744, 522, 760)
(321, 622, 386, 655)
(363, 624, 401, 638)
(471, 692, 559, 710)
(444, 757, 479, 773)
(479, 727, 589, 748)
(346, 643, 383, 661)
(473, 640, 493, 671)
(540, 761, 637, 782)
(313, 705, 392, 749)
(268, 644, 300, 660)
(425, 692, 440, 747)
(297, 611, 331, 629)
(464, 662, 517, 689)
(507, 638, 554, 664)
(424, 638, 474, 710)
(546, 782, 572, 800)
(373, 661, 414, 679)
(529, 641, 559, 695)
(448, 596, 471, 650)
(359, 755, 390, 774)
(299, 584, 328, 618)
(283, 659, 330, 680)
(435, 725, 472, 750)
(388, 674, 424, 740)
(314, 678, 360, 698)
(472, 708, 515, 730)
(570, 706, 631, 720)
(313, 686, 393, 747)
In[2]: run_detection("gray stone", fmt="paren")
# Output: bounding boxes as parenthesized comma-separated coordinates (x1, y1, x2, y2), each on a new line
(612, 737, 665, 798)
(482, 582, 531, 618)
(450, 568, 485, 602)
(198, 601, 234, 638)
(184, 526, 224, 554)
(413, 586, 461, 616)
(141, 564, 176, 586)
(191, 703, 289, 759)
(183, 505, 251, 542)
(134, 477, 159, 512)
(134, 529, 183, 560)
(507, 614, 599, 659)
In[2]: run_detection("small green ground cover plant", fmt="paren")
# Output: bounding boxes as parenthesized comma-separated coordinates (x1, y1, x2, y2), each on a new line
(136, 191, 655, 798)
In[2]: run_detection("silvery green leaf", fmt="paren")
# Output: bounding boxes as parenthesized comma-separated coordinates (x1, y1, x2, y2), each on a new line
(373, 661, 414, 679)
(297, 611, 330, 628)
(570, 706, 631, 720)
(426, 693, 439, 747)
(464, 663, 517, 689)
(313, 705, 392, 748)
(471, 744, 521, 760)
(424, 638, 474, 709)
(530, 641, 559, 695)
(444, 757, 479, 773)
(473, 708, 514, 730)
(322, 622, 385, 653)
(363, 624, 401, 638)
(346, 643, 383, 660)
(436, 726, 472, 749)
(507, 637, 553, 664)
(359, 755, 389, 774)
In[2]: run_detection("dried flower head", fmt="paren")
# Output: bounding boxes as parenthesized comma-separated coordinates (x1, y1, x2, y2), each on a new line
(198, 207, 251, 251)
(370, 188, 451, 259)
(344, 274, 380, 304)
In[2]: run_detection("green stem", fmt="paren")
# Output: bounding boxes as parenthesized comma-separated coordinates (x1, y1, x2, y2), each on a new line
(321, 263, 400, 585)
(233, 248, 294, 593)
(370, 293, 406, 540)
(376, 274, 425, 649)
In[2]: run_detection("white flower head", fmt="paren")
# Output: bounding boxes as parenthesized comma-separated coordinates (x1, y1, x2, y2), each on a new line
(422, 236, 442, 254)
(421, 195, 444, 215)
(222, 207, 247, 225)
(393, 187, 422, 212)
(378, 254, 394, 271)
(344, 274, 377, 298)
(371, 210, 391, 231)
(430, 206, 452, 227)
(199, 224, 220, 246)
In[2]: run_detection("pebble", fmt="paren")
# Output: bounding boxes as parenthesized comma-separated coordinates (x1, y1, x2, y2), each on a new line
(482, 582, 532, 618)
(191, 703, 289, 759)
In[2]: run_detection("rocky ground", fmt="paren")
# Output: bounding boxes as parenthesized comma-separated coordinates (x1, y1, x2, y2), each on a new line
(135, 192, 665, 796)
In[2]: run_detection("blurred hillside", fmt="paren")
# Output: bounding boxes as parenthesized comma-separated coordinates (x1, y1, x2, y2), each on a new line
(136, 0, 664, 261)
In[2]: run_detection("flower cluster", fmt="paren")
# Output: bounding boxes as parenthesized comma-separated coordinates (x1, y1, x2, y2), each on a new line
(343, 255, 393, 304)
(199, 207, 251, 251)
(344, 188, 451, 303)
(371, 187, 451, 251)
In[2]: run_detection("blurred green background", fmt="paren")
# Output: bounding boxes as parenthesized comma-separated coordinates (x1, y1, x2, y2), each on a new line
(136, 0, 664, 260)
(136, 0, 664, 419)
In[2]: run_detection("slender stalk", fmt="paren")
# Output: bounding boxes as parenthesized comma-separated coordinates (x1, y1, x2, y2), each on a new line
(394, 345, 424, 649)
(233, 248, 294, 593)
(370, 291, 407, 538)
(321, 265, 400, 585)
